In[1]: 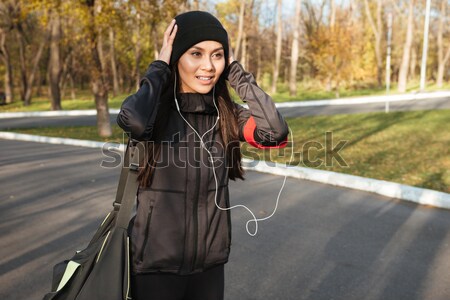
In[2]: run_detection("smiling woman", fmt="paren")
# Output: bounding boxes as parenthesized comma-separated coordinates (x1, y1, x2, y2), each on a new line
(116, 10, 289, 300)
(177, 41, 226, 94)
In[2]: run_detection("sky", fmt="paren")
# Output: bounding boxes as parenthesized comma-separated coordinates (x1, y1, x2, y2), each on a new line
(210, 0, 347, 24)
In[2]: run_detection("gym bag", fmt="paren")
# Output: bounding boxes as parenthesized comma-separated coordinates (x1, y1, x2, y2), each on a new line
(42, 140, 145, 300)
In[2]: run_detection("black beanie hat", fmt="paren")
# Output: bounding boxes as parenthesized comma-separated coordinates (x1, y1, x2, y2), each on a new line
(170, 11, 229, 66)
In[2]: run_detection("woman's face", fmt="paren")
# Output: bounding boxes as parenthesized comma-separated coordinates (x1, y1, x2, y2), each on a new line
(177, 40, 225, 94)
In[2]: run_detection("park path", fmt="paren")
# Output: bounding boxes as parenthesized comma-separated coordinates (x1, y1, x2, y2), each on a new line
(0, 96, 448, 129)
(1, 139, 450, 300)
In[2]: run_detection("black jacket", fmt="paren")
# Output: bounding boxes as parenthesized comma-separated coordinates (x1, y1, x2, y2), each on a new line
(117, 60, 288, 275)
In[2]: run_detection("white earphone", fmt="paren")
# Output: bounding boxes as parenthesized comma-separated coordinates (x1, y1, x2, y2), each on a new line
(173, 76, 293, 236)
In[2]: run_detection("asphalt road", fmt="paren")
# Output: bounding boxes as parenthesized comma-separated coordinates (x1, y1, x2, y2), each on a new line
(1, 139, 450, 300)
(277, 96, 450, 118)
(0, 97, 448, 130)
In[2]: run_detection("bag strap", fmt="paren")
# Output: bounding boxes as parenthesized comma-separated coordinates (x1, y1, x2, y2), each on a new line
(113, 139, 146, 229)
(113, 141, 131, 207)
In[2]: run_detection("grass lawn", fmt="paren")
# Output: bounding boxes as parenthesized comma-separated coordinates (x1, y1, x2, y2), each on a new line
(0, 91, 129, 112)
(7, 109, 450, 193)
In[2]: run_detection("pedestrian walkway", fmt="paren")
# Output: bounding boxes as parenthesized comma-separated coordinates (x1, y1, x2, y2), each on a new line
(1, 140, 450, 300)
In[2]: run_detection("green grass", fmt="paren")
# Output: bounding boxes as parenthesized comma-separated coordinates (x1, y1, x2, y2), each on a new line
(243, 109, 450, 193)
(0, 91, 129, 112)
(8, 109, 450, 193)
(8, 125, 127, 143)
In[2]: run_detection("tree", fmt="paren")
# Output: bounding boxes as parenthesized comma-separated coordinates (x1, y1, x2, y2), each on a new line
(234, 0, 246, 61)
(364, 0, 384, 87)
(289, 0, 301, 96)
(397, 0, 414, 93)
(2, 0, 47, 106)
(271, 0, 283, 94)
(436, 0, 450, 87)
(109, 28, 119, 96)
(0, 27, 13, 104)
(309, 2, 362, 97)
(48, 6, 62, 110)
(83, 0, 111, 137)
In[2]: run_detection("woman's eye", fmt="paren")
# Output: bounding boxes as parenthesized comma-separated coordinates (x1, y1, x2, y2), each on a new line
(213, 53, 223, 58)
(191, 52, 201, 57)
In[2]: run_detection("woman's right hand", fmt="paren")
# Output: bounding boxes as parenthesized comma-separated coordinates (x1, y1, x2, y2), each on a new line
(158, 19, 178, 65)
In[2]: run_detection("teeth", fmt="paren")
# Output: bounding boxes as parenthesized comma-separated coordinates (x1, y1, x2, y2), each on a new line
(197, 76, 212, 81)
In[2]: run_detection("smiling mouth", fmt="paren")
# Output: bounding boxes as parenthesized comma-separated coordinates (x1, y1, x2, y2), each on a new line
(196, 76, 214, 82)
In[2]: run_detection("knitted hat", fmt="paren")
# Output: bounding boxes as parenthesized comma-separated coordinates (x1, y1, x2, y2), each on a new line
(170, 11, 229, 66)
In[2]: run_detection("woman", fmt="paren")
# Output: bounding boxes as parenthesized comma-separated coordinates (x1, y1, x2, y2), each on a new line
(117, 11, 288, 300)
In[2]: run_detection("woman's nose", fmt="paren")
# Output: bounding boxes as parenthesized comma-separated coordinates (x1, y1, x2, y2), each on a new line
(200, 57, 214, 71)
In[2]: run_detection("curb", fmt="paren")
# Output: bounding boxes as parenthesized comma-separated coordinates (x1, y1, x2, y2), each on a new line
(0, 109, 121, 119)
(242, 159, 450, 209)
(274, 90, 450, 108)
(0, 131, 112, 149)
(1, 91, 449, 118)
(1, 131, 449, 210)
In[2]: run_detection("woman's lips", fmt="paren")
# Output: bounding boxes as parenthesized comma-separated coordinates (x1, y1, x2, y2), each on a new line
(196, 76, 214, 84)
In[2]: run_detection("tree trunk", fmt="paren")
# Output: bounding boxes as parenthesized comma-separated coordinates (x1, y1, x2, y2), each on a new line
(134, 12, 142, 90)
(329, 0, 336, 27)
(0, 29, 14, 104)
(97, 30, 107, 77)
(48, 11, 62, 110)
(60, 52, 73, 99)
(192, 0, 200, 10)
(289, 0, 301, 96)
(271, 0, 283, 94)
(36, 68, 42, 97)
(16, 30, 28, 103)
(109, 28, 120, 96)
(152, 24, 159, 60)
(16, 22, 47, 106)
(256, 45, 262, 83)
(397, 0, 415, 92)
(409, 47, 417, 80)
(375, 0, 383, 87)
(363, 0, 383, 87)
(118, 65, 124, 92)
(437, 0, 450, 87)
(241, 32, 247, 70)
(234, 0, 246, 61)
(69, 73, 76, 100)
(86, 0, 111, 137)
(349, 0, 357, 24)
(436, 49, 450, 88)
(325, 0, 336, 93)
(24, 34, 47, 106)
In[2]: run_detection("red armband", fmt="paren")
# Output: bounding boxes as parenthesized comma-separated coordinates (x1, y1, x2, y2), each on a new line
(243, 116, 288, 149)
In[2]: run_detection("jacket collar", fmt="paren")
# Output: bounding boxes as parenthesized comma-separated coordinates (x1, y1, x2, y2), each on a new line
(175, 92, 217, 114)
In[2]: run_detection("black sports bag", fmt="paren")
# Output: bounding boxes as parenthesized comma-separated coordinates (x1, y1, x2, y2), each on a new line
(42, 140, 144, 300)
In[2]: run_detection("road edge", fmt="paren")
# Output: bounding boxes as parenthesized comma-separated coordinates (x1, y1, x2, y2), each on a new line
(1, 131, 449, 210)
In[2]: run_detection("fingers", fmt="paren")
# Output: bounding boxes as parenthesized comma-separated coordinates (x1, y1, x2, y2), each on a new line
(168, 23, 178, 45)
(159, 19, 178, 64)
(163, 19, 177, 46)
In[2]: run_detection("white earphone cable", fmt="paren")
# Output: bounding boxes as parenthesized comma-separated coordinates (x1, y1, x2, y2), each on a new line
(174, 77, 293, 236)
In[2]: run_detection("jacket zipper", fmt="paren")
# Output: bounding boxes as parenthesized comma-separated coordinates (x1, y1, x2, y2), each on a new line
(140, 205, 153, 262)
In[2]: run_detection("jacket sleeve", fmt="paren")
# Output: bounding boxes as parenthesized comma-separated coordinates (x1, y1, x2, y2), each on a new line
(227, 61, 288, 148)
(117, 60, 171, 140)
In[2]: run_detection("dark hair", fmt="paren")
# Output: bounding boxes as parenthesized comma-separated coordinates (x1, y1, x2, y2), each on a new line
(137, 63, 244, 187)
